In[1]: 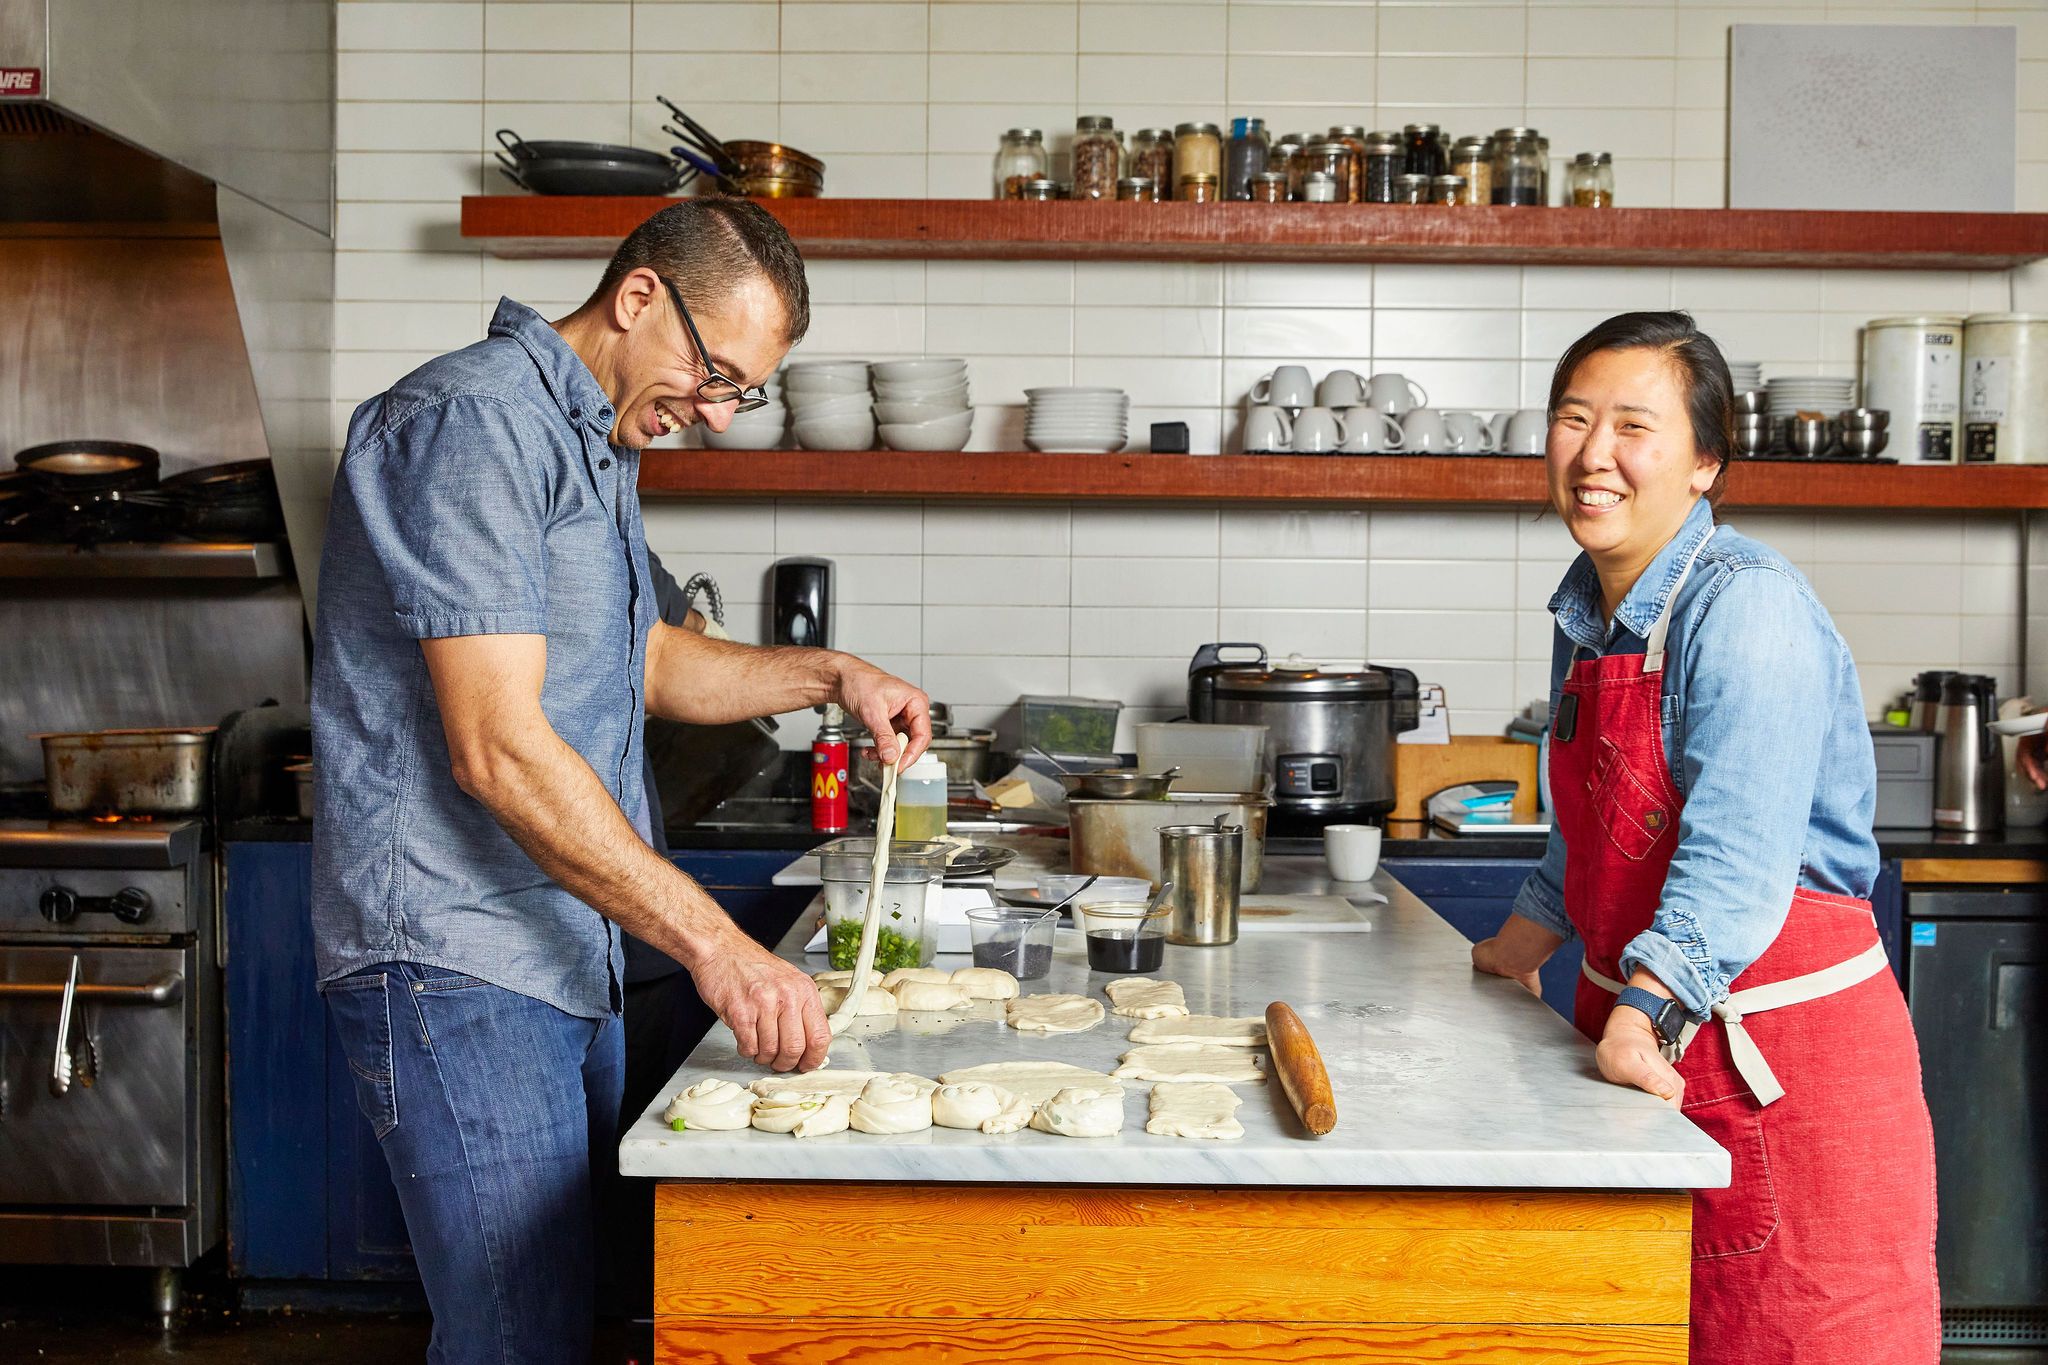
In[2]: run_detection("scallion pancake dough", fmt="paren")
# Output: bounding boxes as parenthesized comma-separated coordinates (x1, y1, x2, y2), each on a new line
(1028, 1086, 1126, 1138)
(1113, 1042, 1266, 1085)
(751, 1070, 937, 1100)
(1005, 993, 1106, 1034)
(931, 1082, 1032, 1135)
(949, 966, 1020, 1001)
(813, 969, 883, 990)
(881, 967, 954, 991)
(1127, 1014, 1268, 1047)
(893, 979, 974, 1012)
(662, 1078, 755, 1131)
(817, 983, 898, 1016)
(937, 1061, 1117, 1107)
(1104, 977, 1188, 1019)
(750, 1091, 853, 1138)
(849, 1075, 935, 1134)
(1145, 1081, 1244, 1140)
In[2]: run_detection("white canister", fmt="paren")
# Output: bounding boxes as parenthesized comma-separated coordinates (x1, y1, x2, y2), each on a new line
(1962, 314, 2048, 464)
(1860, 315, 1963, 463)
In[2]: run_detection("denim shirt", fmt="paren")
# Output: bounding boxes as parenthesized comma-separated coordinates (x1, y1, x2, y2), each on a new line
(311, 298, 651, 1020)
(1510, 497, 1879, 1018)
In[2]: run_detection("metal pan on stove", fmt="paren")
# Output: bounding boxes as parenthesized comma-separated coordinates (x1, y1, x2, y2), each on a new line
(15, 439, 161, 492)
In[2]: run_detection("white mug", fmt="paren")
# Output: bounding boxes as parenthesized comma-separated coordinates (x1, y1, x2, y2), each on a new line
(1366, 372, 1429, 416)
(1251, 365, 1315, 410)
(1243, 405, 1294, 452)
(1498, 408, 1549, 456)
(1338, 408, 1405, 453)
(1445, 411, 1497, 453)
(1317, 368, 1368, 408)
(1291, 406, 1349, 454)
(1400, 406, 1462, 454)
(1324, 824, 1382, 882)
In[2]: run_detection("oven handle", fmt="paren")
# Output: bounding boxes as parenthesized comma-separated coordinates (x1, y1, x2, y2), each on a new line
(0, 973, 184, 1005)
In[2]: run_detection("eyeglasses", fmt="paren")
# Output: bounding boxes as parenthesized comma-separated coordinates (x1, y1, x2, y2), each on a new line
(656, 276, 772, 414)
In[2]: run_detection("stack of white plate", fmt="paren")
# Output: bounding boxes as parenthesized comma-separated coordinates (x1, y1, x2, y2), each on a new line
(1765, 374, 1856, 417)
(873, 359, 973, 452)
(785, 361, 875, 450)
(1023, 387, 1129, 454)
(701, 379, 788, 450)
(1727, 361, 1763, 395)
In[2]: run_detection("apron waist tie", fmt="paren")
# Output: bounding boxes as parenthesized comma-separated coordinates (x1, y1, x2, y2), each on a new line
(1580, 940, 1891, 1107)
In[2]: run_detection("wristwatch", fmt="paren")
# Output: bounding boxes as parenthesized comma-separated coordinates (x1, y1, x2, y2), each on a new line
(1614, 985, 1689, 1054)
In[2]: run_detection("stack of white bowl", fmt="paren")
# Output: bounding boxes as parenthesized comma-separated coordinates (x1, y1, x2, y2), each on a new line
(1023, 387, 1129, 453)
(785, 361, 876, 451)
(1765, 373, 1855, 418)
(701, 377, 788, 450)
(873, 359, 973, 452)
(1727, 361, 1763, 396)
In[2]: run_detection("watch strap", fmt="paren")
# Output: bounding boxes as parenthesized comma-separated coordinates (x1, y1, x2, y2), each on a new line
(1614, 985, 1683, 1046)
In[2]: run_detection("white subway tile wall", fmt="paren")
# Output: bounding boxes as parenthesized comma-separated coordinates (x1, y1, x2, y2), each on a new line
(336, 0, 2045, 742)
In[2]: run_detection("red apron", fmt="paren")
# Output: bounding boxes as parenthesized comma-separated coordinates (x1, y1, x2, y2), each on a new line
(1552, 529, 1939, 1365)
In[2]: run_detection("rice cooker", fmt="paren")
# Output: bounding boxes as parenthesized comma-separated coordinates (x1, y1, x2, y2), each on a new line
(1187, 643, 1419, 827)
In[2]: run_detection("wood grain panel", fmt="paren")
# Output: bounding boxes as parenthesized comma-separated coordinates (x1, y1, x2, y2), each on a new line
(653, 1318, 1690, 1364)
(1898, 857, 2048, 884)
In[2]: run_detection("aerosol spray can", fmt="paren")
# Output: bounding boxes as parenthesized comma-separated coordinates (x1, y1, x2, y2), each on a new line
(811, 704, 849, 833)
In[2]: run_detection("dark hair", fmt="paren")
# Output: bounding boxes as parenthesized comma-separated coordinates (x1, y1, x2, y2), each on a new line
(1547, 310, 1734, 508)
(590, 198, 810, 346)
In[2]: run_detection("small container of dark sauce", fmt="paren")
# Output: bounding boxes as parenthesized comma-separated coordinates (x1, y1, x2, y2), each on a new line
(1082, 900, 1169, 974)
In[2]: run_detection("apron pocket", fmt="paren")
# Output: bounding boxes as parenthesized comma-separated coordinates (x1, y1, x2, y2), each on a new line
(1592, 738, 1675, 863)
(1684, 1092, 1779, 1260)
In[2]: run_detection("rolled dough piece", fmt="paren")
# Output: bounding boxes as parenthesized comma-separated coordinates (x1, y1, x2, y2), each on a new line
(1145, 1081, 1244, 1140)
(813, 969, 883, 990)
(850, 1075, 935, 1134)
(931, 1082, 1033, 1134)
(938, 1061, 1118, 1107)
(750, 1091, 853, 1137)
(881, 967, 954, 991)
(893, 979, 974, 1012)
(1104, 977, 1189, 1019)
(1127, 1014, 1268, 1047)
(1005, 993, 1106, 1034)
(1029, 1086, 1126, 1138)
(950, 966, 1020, 1001)
(1114, 1043, 1266, 1085)
(752, 1070, 937, 1100)
(662, 1078, 754, 1131)
(817, 984, 898, 1016)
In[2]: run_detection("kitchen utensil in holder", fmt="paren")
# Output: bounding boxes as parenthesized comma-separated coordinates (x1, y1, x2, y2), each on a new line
(1160, 823, 1243, 945)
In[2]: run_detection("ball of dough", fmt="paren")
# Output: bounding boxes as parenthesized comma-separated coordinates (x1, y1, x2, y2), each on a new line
(751, 1091, 852, 1138)
(950, 967, 1020, 1001)
(850, 1075, 935, 1134)
(813, 969, 883, 990)
(933, 1082, 1034, 1135)
(1029, 1086, 1126, 1138)
(893, 979, 973, 1011)
(662, 1078, 754, 1131)
(818, 984, 898, 1016)
(881, 966, 954, 991)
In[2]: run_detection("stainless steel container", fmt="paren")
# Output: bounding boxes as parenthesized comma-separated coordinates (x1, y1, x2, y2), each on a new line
(1160, 823, 1242, 945)
(1067, 792, 1269, 891)
(1934, 674, 2002, 832)
(38, 728, 215, 816)
(1861, 315, 1962, 463)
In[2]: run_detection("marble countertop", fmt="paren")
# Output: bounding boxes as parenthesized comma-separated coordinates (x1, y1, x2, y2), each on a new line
(618, 865, 1730, 1191)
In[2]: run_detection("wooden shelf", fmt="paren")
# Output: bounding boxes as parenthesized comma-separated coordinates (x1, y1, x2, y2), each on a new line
(463, 196, 2048, 269)
(638, 451, 2048, 511)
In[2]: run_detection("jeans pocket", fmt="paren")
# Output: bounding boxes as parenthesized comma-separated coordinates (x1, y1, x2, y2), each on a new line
(322, 970, 399, 1140)
(1684, 1092, 1780, 1259)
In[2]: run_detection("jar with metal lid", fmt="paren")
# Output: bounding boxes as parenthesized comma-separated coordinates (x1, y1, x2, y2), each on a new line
(1225, 116, 1270, 201)
(1019, 178, 1061, 201)
(1178, 172, 1219, 203)
(1491, 128, 1543, 206)
(993, 127, 1048, 200)
(1116, 175, 1159, 202)
(1430, 173, 1469, 205)
(1449, 137, 1491, 207)
(1175, 122, 1223, 185)
(1328, 125, 1368, 202)
(1402, 123, 1445, 178)
(1130, 128, 1175, 199)
(1270, 134, 1307, 200)
(1569, 151, 1613, 206)
(1391, 172, 1429, 205)
(1072, 115, 1122, 200)
(1300, 139, 1353, 198)
(1537, 134, 1552, 203)
(1362, 133, 1403, 203)
(1301, 170, 1338, 203)
(1250, 171, 1287, 203)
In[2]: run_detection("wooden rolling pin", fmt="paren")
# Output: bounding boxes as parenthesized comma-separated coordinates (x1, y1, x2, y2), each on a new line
(1265, 1001, 1337, 1136)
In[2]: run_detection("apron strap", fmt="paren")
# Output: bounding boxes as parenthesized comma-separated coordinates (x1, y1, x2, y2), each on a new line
(1640, 524, 1717, 674)
(1579, 940, 1891, 1107)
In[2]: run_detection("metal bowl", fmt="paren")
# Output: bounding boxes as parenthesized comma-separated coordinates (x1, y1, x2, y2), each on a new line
(1788, 417, 1836, 458)
(1056, 767, 1181, 800)
(1734, 389, 1768, 415)
(1840, 427, 1891, 458)
(1837, 407, 1891, 430)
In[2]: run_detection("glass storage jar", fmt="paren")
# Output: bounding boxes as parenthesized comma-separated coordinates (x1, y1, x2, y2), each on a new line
(1362, 133, 1403, 203)
(1402, 123, 1446, 177)
(1178, 172, 1219, 203)
(817, 838, 950, 971)
(1430, 173, 1469, 205)
(1449, 137, 1492, 207)
(1072, 115, 1122, 200)
(1491, 128, 1543, 206)
(1019, 177, 1061, 201)
(1301, 139, 1353, 195)
(1570, 151, 1614, 206)
(993, 127, 1048, 200)
(1301, 170, 1338, 203)
(1250, 171, 1287, 203)
(1391, 172, 1430, 204)
(1328, 125, 1369, 201)
(1225, 116, 1270, 200)
(1116, 175, 1159, 202)
(1270, 134, 1307, 200)
(1537, 134, 1552, 203)
(1129, 128, 1175, 199)
(1174, 121, 1223, 184)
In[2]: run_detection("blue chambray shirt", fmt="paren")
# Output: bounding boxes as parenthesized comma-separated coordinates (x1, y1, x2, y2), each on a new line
(310, 298, 652, 1019)
(1511, 496, 1880, 1019)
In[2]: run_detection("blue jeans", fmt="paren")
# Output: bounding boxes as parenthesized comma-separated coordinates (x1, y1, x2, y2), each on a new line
(322, 962, 625, 1365)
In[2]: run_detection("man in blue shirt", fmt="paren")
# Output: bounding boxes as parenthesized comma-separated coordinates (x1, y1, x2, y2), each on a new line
(310, 199, 929, 1364)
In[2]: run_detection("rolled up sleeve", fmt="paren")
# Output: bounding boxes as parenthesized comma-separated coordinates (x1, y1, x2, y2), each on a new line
(345, 394, 552, 639)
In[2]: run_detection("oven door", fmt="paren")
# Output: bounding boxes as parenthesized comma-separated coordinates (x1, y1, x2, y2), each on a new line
(0, 944, 189, 1206)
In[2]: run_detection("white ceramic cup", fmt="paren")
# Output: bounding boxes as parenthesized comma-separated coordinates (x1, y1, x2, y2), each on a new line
(1445, 411, 1497, 453)
(1252, 365, 1316, 410)
(1324, 824, 1383, 882)
(1291, 406, 1349, 454)
(1338, 408, 1405, 453)
(1317, 368, 1368, 408)
(1399, 406, 1462, 454)
(1243, 405, 1294, 452)
(1499, 408, 1550, 456)
(1366, 372, 1429, 416)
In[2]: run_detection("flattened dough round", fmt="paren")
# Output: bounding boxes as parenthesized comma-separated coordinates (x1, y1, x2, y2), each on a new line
(1029, 1085, 1126, 1138)
(1145, 1081, 1244, 1140)
(881, 967, 954, 991)
(751, 1091, 853, 1137)
(752, 1070, 936, 1100)
(1104, 977, 1188, 1019)
(950, 966, 1021, 1001)
(1005, 993, 1106, 1034)
(850, 1075, 935, 1134)
(893, 979, 974, 1012)
(662, 1078, 754, 1131)
(1127, 1014, 1268, 1047)
(1113, 1042, 1266, 1085)
(937, 1061, 1117, 1107)
(817, 984, 898, 1016)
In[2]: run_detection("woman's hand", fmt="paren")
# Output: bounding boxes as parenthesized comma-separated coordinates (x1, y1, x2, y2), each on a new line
(2020, 733, 2048, 792)
(1470, 913, 1565, 998)
(1596, 1003, 1685, 1108)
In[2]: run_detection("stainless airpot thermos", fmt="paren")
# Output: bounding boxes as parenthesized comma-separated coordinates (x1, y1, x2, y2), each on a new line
(1933, 673, 2002, 832)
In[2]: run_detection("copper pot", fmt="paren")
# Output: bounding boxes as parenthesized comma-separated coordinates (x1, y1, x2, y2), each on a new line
(723, 140, 825, 180)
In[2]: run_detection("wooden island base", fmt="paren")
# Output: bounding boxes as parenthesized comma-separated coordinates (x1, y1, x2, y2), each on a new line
(653, 1181, 1691, 1364)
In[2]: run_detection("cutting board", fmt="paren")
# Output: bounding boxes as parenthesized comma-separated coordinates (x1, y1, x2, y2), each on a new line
(1236, 894, 1378, 934)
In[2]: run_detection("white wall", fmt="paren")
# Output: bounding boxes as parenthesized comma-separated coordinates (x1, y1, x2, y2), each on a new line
(333, 0, 2048, 746)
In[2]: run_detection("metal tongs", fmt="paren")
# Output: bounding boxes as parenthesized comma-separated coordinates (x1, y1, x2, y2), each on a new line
(50, 954, 79, 1097)
(656, 94, 743, 193)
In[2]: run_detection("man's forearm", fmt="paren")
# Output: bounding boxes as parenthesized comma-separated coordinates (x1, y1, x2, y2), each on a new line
(644, 623, 844, 725)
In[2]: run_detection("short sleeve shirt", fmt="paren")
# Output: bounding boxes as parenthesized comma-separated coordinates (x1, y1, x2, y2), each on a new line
(310, 297, 652, 1019)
